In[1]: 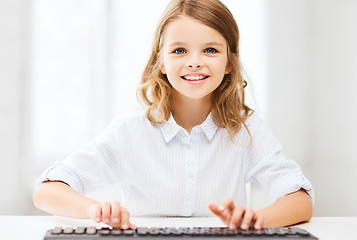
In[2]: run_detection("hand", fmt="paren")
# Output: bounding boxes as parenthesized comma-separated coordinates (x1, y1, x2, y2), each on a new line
(208, 198, 264, 230)
(89, 201, 137, 229)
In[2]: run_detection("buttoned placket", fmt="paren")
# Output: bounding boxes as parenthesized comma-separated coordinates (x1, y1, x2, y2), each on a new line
(181, 129, 198, 216)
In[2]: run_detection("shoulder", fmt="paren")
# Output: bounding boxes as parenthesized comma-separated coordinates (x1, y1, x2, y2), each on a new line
(244, 111, 266, 129)
(232, 111, 266, 139)
(110, 110, 150, 129)
(242, 111, 281, 152)
(228, 111, 279, 150)
(94, 110, 150, 142)
(245, 111, 278, 142)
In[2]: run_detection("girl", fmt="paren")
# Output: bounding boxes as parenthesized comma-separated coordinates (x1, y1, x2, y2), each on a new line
(33, 0, 314, 231)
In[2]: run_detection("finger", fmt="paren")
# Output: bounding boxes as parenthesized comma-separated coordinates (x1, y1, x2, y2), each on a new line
(208, 203, 221, 215)
(208, 203, 229, 225)
(110, 201, 121, 228)
(240, 208, 255, 230)
(130, 223, 137, 229)
(90, 203, 102, 223)
(120, 207, 130, 229)
(101, 202, 111, 225)
(219, 198, 235, 222)
(254, 215, 264, 230)
(229, 206, 245, 230)
(220, 198, 235, 214)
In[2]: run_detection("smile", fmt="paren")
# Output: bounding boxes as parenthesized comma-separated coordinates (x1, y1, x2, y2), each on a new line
(181, 74, 209, 81)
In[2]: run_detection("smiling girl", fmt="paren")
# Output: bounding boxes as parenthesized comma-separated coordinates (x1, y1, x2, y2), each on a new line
(33, 0, 314, 231)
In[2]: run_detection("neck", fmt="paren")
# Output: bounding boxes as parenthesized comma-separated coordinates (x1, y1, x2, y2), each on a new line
(171, 91, 212, 134)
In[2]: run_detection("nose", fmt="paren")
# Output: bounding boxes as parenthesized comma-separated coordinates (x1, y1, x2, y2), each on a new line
(187, 54, 202, 69)
(188, 63, 202, 69)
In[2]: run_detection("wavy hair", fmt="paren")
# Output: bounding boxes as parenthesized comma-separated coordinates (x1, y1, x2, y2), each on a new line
(137, 0, 253, 140)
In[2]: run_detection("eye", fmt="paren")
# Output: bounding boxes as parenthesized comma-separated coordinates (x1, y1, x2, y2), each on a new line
(173, 48, 186, 54)
(205, 48, 217, 54)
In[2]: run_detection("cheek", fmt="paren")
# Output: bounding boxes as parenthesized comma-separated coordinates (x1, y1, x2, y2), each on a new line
(163, 58, 181, 75)
(211, 58, 229, 75)
(161, 62, 177, 85)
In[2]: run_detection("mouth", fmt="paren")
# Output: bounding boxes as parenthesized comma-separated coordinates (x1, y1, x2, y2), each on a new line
(181, 74, 210, 81)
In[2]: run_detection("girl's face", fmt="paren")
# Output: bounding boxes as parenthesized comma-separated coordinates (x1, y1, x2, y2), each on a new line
(160, 15, 231, 102)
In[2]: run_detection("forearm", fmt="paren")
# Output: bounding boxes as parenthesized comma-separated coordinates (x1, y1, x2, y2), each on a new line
(33, 181, 98, 219)
(256, 189, 313, 227)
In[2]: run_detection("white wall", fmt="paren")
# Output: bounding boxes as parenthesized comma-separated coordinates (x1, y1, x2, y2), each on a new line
(310, 0, 357, 216)
(267, 0, 357, 216)
(0, 0, 33, 214)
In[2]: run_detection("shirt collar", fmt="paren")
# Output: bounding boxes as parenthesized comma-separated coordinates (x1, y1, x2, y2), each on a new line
(199, 112, 219, 141)
(159, 114, 182, 143)
(159, 112, 218, 143)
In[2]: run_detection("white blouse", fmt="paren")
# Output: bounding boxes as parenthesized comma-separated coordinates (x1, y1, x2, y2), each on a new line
(37, 111, 314, 217)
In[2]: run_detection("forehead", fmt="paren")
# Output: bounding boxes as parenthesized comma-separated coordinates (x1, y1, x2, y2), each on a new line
(162, 15, 227, 47)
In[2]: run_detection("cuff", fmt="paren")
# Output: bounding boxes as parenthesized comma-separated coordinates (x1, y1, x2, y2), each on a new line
(36, 163, 84, 194)
(269, 173, 315, 205)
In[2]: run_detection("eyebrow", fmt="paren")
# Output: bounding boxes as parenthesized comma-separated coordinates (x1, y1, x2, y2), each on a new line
(168, 41, 225, 48)
(204, 41, 225, 47)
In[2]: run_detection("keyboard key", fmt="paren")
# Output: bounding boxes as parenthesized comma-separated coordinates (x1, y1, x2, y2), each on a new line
(51, 227, 63, 234)
(137, 228, 148, 235)
(148, 228, 160, 235)
(172, 230, 183, 235)
(74, 227, 85, 234)
(276, 228, 289, 235)
(264, 228, 276, 235)
(85, 227, 97, 235)
(63, 227, 73, 234)
(99, 228, 111, 235)
(161, 229, 172, 235)
(123, 229, 135, 235)
(111, 229, 122, 235)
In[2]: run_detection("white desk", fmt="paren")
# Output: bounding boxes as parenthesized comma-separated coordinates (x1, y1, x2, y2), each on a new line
(0, 216, 356, 240)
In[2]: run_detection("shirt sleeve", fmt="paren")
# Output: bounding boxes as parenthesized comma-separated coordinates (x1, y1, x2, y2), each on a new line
(36, 121, 120, 194)
(243, 113, 315, 204)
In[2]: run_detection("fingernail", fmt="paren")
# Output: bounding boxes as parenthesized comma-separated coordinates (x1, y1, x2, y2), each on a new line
(218, 206, 224, 211)
(122, 224, 128, 229)
(113, 218, 119, 223)
(241, 223, 248, 229)
(229, 224, 236, 230)
(104, 218, 110, 224)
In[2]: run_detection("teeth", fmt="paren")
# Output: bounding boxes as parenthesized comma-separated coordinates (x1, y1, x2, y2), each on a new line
(184, 75, 206, 80)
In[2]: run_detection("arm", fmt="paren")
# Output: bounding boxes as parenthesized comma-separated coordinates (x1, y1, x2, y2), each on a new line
(33, 181, 96, 219)
(33, 181, 135, 229)
(256, 189, 312, 227)
(209, 189, 312, 229)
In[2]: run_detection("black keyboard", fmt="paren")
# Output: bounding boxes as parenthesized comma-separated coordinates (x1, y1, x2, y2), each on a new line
(44, 227, 318, 239)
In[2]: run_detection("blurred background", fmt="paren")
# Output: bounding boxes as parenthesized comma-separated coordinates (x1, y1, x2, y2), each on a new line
(1, 0, 356, 216)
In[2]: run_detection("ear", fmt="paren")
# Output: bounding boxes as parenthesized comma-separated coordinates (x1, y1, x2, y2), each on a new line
(161, 65, 167, 74)
(225, 63, 232, 74)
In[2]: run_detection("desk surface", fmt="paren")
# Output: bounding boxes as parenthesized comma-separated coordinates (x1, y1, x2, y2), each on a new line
(0, 216, 356, 240)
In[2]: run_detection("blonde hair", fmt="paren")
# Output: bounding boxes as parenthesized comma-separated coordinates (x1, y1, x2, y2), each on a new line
(137, 0, 253, 140)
